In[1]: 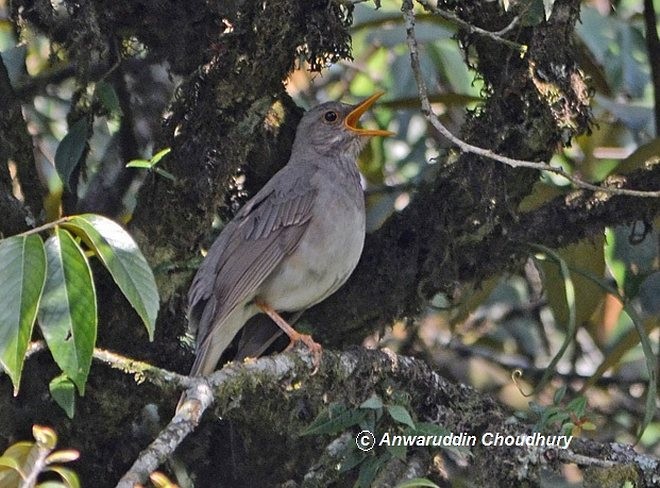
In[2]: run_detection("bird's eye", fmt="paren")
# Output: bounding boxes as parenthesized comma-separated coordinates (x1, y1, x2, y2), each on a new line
(323, 111, 338, 123)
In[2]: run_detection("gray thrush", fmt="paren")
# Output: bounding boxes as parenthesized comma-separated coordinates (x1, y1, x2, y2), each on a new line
(186, 92, 393, 378)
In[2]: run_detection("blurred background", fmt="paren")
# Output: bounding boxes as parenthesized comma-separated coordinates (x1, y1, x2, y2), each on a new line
(1, 0, 658, 468)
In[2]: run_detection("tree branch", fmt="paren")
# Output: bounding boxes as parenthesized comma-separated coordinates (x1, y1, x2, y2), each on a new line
(98, 348, 659, 487)
(403, 0, 659, 198)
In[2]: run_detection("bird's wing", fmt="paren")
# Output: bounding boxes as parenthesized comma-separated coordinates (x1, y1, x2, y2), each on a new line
(187, 172, 316, 360)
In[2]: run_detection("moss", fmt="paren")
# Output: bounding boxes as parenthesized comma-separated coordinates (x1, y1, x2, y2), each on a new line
(583, 464, 641, 488)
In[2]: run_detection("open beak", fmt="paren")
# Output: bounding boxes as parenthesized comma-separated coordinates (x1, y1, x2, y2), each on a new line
(344, 92, 396, 137)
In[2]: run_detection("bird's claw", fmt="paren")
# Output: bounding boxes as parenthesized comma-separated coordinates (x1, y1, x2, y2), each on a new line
(285, 333, 322, 374)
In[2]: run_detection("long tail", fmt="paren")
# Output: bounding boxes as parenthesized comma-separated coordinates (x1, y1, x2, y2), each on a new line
(176, 307, 250, 412)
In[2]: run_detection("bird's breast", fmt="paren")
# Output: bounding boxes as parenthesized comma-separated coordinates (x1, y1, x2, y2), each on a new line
(257, 182, 365, 311)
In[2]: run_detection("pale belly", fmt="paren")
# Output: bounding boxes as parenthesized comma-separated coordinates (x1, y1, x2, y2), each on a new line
(256, 188, 365, 312)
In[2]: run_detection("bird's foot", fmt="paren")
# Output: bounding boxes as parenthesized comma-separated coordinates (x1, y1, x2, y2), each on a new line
(255, 297, 323, 374)
(285, 332, 322, 374)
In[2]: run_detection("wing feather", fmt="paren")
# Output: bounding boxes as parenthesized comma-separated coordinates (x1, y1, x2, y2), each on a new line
(187, 174, 317, 360)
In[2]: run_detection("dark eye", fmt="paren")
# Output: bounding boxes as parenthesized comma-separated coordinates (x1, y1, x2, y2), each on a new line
(323, 111, 338, 123)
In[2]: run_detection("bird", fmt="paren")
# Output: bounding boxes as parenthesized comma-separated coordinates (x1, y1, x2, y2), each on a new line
(185, 92, 394, 380)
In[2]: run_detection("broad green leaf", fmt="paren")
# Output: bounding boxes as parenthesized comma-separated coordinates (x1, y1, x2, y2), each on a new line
(539, 236, 605, 332)
(1, 441, 33, 461)
(0, 454, 23, 472)
(54, 118, 88, 191)
(62, 214, 159, 339)
(49, 374, 76, 419)
(396, 478, 441, 488)
(0, 465, 22, 486)
(566, 266, 657, 439)
(38, 228, 97, 394)
(0, 235, 47, 394)
(386, 405, 415, 429)
(360, 393, 383, 410)
(45, 466, 81, 488)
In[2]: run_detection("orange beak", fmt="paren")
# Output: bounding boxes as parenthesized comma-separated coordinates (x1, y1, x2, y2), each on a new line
(344, 92, 396, 137)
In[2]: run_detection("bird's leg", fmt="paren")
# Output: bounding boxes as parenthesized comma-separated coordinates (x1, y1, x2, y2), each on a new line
(254, 297, 322, 372)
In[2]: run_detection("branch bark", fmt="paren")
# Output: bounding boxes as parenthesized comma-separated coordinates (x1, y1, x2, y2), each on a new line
(100, 347, 659, 487)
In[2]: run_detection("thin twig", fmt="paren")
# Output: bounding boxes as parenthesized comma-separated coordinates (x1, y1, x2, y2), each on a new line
(402, 1, 660, 199)
(415, 0, 524, 51)
(92, 348, 194, 389)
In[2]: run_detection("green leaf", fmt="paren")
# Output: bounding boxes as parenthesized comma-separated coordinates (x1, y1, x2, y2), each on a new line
(125, 159, 153, 168)
(45, 449, 79, 464)
(354, 454, 383, 488)
(54, 118, 88, 191)
(386, 405, 415, 429)
(62, 214, 159, 340)
(338, 449, 367, 473)
(95, 81, 122, 115)
(33, 425, 58, 450)
(126, 148, 171, 169)
(49, 374, 76, 419)
(154, 167, 176, 181)
(0, 234, 47, 394)
(411, 422, 449, 437)
(561, 263, 657, 439)
(396, 478, 441, 488)
(38, 228, 97, 394)
(389, 444, 407, 460)
(360, 393, 384, 410)
(553, 385, 567, 405)
(0, 454, 23, 472)
(150, 147, 171, 165)
(45, 466, 81, 488)
(530, 244, 577, 392)
(302, 404, 367, 436)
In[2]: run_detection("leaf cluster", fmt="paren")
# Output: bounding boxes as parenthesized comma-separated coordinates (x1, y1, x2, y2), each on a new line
(302, 393, 466, 487)
(0, 215, 159, 417)
(0, 425, 80, 488)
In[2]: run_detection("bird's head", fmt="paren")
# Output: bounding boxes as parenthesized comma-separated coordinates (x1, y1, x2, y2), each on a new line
(293, 92, 395, 158)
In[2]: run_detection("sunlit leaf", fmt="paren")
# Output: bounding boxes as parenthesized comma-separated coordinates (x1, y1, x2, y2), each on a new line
(125, 159, 152, 168)
(45, 465, 81, 488)
(539, 236, 605, 332)
(38, 228, 97, 394)
(45, 449, 80, 464)
(33, 425, 58, 450)
(62, 214, 159, 340)
(0, 234, 47, 394)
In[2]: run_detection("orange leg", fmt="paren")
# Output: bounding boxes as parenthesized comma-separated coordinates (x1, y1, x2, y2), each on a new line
(255, 298, 322, 372)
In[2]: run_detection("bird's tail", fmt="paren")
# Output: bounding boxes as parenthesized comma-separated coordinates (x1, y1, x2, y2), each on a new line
(176, 308, 250, 412)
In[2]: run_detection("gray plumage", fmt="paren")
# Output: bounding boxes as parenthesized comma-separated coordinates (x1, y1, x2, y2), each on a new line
(186, 96, 390, 377)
